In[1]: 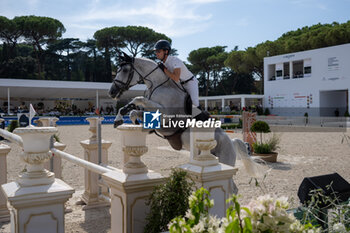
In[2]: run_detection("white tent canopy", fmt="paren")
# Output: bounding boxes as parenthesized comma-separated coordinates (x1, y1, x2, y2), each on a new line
(0, 79, 146, 114)
(0, 79, 145, 100)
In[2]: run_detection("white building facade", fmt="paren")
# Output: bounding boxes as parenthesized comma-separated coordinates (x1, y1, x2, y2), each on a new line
(264, 43, 350, 116)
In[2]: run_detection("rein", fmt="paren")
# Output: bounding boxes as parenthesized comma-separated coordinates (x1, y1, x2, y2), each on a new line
(114, 59, 169, 99)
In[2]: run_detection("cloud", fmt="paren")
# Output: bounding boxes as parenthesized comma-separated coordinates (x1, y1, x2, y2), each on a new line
(65, 0, 217, 38)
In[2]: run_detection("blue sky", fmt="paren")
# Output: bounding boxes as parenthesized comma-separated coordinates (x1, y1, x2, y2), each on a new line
(1, 0, 350, 61)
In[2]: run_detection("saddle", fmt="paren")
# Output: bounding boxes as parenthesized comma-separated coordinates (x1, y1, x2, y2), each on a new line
(165, 95, 210, 150)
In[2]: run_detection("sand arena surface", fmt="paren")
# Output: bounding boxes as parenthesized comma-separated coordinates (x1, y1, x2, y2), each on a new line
(1, 125, 350, 232)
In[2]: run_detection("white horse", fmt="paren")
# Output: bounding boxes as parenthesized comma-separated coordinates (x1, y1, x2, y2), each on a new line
(109, 53, 263, 178)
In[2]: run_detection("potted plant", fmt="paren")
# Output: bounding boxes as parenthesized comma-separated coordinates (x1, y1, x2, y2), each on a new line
(250, 120, 280, 162)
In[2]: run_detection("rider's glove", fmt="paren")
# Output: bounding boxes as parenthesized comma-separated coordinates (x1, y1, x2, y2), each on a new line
(158, 62, 166, 72)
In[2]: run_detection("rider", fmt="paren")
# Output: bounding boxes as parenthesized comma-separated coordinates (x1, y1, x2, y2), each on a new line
(154, 39, 199, 107)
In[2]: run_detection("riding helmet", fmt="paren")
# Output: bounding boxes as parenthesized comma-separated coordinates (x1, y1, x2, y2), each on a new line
(154, 40, 171, 52)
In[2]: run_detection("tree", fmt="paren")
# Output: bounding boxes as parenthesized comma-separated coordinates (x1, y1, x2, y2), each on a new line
(225, 47, 264, 93)
(48, 38, 81, 80)
(94, 26, 173, 81)
(83, 39, 99, 81)
(115, 26, 171, 58)
(0, 56, 36, 79)
(0, 16, 22, 60)
(188, 46, 227, 96)
(94, 27, 125, 82)
(212, 69, 256, 96)
(14, 15, 65, 79)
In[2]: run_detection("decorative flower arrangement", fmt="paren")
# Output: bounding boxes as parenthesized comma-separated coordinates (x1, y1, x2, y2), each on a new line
(168, 188, 321, 233)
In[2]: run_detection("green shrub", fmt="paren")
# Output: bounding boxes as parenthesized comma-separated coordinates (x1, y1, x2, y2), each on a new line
(144, 169, 194, 233)
(230, 110, 240, 115)
(251, 120, 271, 144)
(53, 134, 60, 142)
(7, 120, 19, 132)
(238, 118, 242, 128)
(252, 134, 280, 154)
(266, 134, 280, 152)
(345, 110, 350, 117)
(252, 142, 271, 154)
(257, 107, 264, 115)
(221, 123, 239, 129)
(264, 108, 270, 115)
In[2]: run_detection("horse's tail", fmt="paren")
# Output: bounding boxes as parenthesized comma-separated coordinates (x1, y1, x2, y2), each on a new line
(231, 138, 267, 178)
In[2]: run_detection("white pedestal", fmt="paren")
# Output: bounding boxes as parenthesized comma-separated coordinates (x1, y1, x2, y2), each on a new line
(0, 144, 11, 223)
(180, 126, 239, 218)
(103, 170, 164, 233)
(102, 124, 165, 233)
(179, 163, 238, 218)
(2, 179, 74, 233)
(80, 139, 112, 209)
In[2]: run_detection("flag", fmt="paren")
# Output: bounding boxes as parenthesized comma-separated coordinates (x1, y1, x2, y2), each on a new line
(29, 104, 36, 126)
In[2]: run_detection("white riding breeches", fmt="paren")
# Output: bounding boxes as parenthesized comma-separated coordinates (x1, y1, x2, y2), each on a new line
(182, 78, 199, 107)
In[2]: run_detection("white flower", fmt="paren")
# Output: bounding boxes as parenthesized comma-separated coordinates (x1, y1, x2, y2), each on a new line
(192, 220, 205, 232)
(332, 222, 346, 232)
(185, 210, 195, 221)
(189, 194, 198, 203)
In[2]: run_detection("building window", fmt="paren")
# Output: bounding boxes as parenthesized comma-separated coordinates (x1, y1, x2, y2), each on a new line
(304, 66, 311, 76)
(268, 64, 276, 81)
(293, 60, 304, 78)
(283, 62, 290, 79)
(276, 70, 282, 77)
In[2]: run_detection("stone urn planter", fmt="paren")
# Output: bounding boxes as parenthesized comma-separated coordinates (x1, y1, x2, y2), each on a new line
(252, 152, 278, 163)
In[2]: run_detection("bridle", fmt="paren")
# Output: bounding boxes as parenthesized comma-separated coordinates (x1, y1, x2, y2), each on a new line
(113, 59, 159, 98)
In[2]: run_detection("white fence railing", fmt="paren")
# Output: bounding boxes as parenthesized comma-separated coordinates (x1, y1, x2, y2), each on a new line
(0, 118, 238, 233)
(0, 128, 23, 146)
(50, 148, 111, 175)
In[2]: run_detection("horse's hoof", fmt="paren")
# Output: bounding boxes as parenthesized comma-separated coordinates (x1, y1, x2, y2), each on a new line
(114, 120, 124, 128)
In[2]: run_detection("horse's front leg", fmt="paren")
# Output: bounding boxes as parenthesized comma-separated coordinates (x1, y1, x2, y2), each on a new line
(129, 110, 144, 125)
(114, 103, 137, 128)
(114, 97, 162, 128)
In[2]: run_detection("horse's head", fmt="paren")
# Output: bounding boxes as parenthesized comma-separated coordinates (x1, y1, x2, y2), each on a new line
(109, 53, 141, 99)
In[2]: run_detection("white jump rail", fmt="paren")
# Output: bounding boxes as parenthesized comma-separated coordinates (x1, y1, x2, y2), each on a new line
(50, 148, 112, 175)
(0, 128, 23, 147)
(0, 127, 111, 176)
